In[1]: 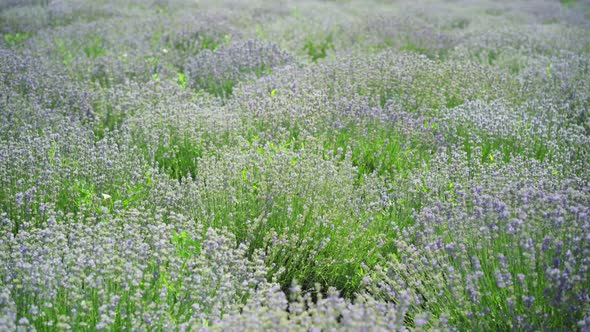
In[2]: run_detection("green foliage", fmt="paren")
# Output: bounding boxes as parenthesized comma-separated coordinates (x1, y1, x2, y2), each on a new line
(63, 171, 152, 217)
(176, 71, 188, 90)
(172, 230, 201, 258)
(83, 36, 107, 59)
(451, 125, 553, 165)
(560, 0, 576, 6)
(158, 31, 230, 59)
(400, 37, 448, 60)
(197, 76, 237, 99)
(92, 97, 127, 140)
(449, 18, 470, 29)
(52, 36, 107, 68)
(3, 32, 29, 47)
(147, 129, 233, 181)
(324, 121, 434, 180)
(152, 134, 204, 180)
(195, 65, 272, 98)
(303, 34, 334, 62)
(54, 38, 74, 66)
(1, 1, 588, 330)
(487, 49, 499, 65)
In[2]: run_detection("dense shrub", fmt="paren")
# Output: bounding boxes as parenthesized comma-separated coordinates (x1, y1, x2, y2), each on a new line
(1, 0, 589, 330)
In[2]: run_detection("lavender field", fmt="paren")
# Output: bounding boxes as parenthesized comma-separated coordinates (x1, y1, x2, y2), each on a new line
(1, 0, 590, 330)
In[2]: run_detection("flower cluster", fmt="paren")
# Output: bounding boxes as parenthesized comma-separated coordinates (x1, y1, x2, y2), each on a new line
(1, 0, 589, 330)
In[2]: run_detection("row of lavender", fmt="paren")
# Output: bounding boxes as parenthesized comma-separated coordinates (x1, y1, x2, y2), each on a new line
(1, 0, 589, 330)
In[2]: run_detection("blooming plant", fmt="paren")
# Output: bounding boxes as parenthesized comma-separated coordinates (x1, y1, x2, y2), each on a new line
(1, 0, 589, 330)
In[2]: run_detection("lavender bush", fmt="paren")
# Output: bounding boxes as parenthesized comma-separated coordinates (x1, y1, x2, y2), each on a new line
(1, 0, 589, 330)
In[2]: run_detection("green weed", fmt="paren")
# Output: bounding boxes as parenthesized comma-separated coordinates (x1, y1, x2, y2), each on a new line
(3, 32, 29, 47)
(303, 34, 334, 62)
(83, 36, 107, 59)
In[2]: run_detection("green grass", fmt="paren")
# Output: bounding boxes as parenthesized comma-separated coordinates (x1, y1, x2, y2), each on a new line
(2, 1, 588, 329)
(195, 76, 237, 99)
(152, 131, 206, 180)
(3, 32, 29, 47)
(560, 0, 577, 6)
(323, 121, 435, 180)
(450, 124, 554, 165)
(400, 38, 449, 60)
(92, 99, 127, 140)
(83, 36, 108, 60)
(303, 33, 334, 62)
(193, 64, 274, 98)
